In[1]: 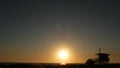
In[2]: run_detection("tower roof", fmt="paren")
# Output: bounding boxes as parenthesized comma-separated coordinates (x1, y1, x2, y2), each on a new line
(96, 53, 110, 56)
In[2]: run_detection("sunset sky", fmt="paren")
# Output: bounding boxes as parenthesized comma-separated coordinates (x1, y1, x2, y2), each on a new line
(0, 0, 120, 63)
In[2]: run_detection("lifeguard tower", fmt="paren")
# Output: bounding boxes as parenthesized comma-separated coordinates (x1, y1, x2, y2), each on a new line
(96, 48, 110, 64)
(86, 48, 110, 64)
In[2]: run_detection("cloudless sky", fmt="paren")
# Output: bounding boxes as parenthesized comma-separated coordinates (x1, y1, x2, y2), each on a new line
(0, 0, 120, 63)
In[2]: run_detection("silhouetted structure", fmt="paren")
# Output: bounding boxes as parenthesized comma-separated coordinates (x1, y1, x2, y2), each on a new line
(86, 48, 110, 64)
(96, 48, 110, 64)
(85, 59, 97, 65)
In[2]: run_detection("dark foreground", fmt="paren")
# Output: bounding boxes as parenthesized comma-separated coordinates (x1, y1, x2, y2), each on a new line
(0, 62, 120, 68)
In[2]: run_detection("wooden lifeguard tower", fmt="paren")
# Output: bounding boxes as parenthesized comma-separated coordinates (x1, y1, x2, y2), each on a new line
(96, 48, 110, 64)
(86, 48, 110, 64)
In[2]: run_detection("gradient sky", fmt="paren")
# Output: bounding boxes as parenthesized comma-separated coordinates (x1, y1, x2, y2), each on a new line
(0, 0, 120, 63)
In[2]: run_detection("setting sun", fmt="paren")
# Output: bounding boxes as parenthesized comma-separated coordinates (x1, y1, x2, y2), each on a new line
(58, 50, 68, 59)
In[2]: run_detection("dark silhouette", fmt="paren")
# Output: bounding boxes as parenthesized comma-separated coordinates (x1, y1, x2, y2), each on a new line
(96, 48, 110, 64)
(0, 62, 120, 68)
(85, 48, 110, 64)
(85, 59, 97, 65)
(96, 53, 110, 64)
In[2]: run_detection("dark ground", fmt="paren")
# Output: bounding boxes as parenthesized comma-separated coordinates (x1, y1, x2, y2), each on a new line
(0, 62, 120, 68)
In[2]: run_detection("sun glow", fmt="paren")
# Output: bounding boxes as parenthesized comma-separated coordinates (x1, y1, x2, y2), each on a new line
(58, 50, 68, 59)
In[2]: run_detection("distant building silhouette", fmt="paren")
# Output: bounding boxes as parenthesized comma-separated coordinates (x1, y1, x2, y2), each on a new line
(85, 59, 97, 65)
(86, 48, 110, 64)
(96, 48, 110, 64)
